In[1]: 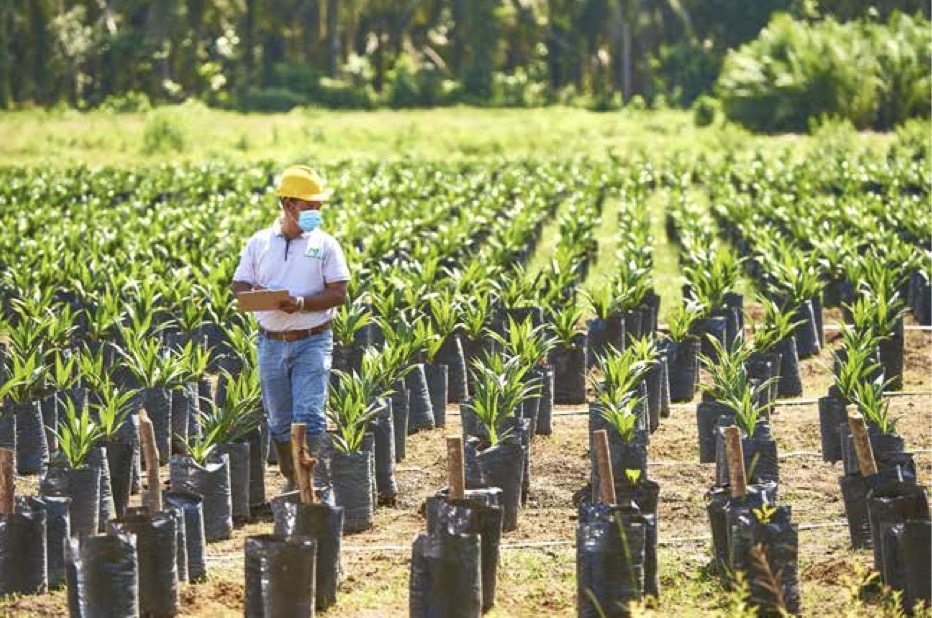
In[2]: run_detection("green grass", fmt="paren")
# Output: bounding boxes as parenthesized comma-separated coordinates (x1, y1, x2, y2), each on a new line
(0, 105, 890, 168)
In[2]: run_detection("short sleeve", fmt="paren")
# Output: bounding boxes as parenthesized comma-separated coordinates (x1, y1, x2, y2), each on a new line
(232, 238, 257, 285)
(323, 238, 351, 283)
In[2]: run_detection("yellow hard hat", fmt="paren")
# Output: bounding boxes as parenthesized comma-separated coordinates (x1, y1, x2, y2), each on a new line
(274, 165, 332, 202)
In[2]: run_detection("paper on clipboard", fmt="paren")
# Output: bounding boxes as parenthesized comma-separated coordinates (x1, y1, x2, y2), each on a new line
(235, 289, 290, 312)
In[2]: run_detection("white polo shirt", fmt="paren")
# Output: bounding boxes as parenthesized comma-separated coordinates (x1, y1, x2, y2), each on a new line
(233, 221, 351, 331)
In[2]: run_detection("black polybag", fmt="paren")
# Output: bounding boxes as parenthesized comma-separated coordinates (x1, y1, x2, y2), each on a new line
(729, 506, 801, 615)
(141, 387, 173, 464)
(271, 491, 344, 611)
(839, 466, 908, 549)
(246, 427, 267, 508)
(576, 502, 646, 618)
(331, 450, 373, 533)
(706, 482, 779, 575)
(423, 362, 449, 428)
(85, 445, 115, 532)
(427, 488, 504, 613)
(245, 534, 317, 618)
(164, 504, 188, 583)
(391, 381, 410, 463)
(438, 334, 469, 404)
(535, 365, 555, 435)
(410, 506, 482, 618)
(109, 507, 179, 618)
(65, 533, 138, 618)
(105, 438, 135, 518)
(407, 364, 436, 433)
(866, 483, 929, 575)
(0, 496, 48, 596)
(217, 441, 251, 521)
(169, 453, 232, 542)
(549, 334, 587, 405)
(371, 398, 398, 504)
(473, 438, 524, 532)
(14, 400, 48, 475)
(32, 495, 71, 589)
(40, 463, 100, 538)
(164, 490, 207, 583)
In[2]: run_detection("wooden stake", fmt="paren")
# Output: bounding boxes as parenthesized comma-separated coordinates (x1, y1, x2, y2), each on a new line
(593, 430, 617, 505)
(139, 410, 162, 513)
(447, 436, 465, 501)
(0, 448, 14, 516)
(724, 426, 747, 499)
(291, 424, 317, 504)
(848, 413, 878, 477)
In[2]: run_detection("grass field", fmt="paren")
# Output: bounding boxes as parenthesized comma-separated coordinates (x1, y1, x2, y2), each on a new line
(0, 105, 892, 167)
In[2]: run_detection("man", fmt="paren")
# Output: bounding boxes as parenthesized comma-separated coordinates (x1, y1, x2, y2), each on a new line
(231, 165, 349, 492)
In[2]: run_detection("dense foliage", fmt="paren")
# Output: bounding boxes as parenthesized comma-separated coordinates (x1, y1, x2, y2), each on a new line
(1, 0, 927, 119)
(717, 12, 931, 131)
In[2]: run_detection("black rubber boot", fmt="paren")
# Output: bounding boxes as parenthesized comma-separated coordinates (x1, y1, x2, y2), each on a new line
(273, 440, 296, 494)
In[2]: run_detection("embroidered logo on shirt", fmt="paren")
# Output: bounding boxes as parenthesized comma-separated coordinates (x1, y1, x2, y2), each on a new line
(304, 245, 322, 259)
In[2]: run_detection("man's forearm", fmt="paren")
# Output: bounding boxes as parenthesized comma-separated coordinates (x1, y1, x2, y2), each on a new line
(231, 280, 256, 294)
(301, 288, 346, 311)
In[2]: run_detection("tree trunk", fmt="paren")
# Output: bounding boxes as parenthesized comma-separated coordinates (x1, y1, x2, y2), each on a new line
(620, 21, 632, 102)
(0, 5, 10, 108)
(326, 0, 340, 76)
(241, 0, 257, 104)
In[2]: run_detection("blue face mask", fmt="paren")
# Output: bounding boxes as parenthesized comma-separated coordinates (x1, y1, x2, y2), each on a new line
(297, 210, 322, 232)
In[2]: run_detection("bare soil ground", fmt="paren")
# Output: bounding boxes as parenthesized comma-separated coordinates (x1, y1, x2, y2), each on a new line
(3, 328, 929, 617)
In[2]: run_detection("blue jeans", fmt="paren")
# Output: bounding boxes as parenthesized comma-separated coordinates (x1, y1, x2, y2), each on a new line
(257, 330, 333, 443)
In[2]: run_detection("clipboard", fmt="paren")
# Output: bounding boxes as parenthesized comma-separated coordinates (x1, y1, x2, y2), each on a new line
(235, 289, 290, 312)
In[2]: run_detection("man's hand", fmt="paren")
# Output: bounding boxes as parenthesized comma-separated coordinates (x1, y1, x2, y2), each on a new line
(278, 295, 300, 314)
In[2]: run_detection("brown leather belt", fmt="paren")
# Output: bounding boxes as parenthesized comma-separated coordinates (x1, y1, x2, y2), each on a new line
(259, 321, 331, 342)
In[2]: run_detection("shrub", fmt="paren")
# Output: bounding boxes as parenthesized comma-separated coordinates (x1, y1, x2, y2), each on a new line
(242, 87, 306, 112)
(649, 40, 721, 107)
(315, 78, 377, 110)
(99, 91, 152, 113)
(142, 108, 187, 154)
(716, 12, 930, 132)
(692, 95, 720, 127)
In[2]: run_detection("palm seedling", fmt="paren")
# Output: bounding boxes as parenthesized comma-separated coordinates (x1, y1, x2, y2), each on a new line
(459, 291, 492, 343)
(665, 303, 702, 342)
(628, 336, 660, 364)
(468, 353, 539, 446)
(118, 334, 185, 389)
(327, 370, 385, 453)
(3, 348, 48, 405)
(599, 393, 644, 443)
(768, 249, 823, 310)
(853, 378, 897, 435)
(176, 340, 212, 385)
(721, 377, 777, 436)
(428, 292, 462, 343)
(699, 337, 754, 402)
(92, 388, 138, 442)
(333, 299, 373, 348)
(494, 317, 556, 369)
(583, 284, 618, 320)
(53, 398, 103, 469)
(222, 322, 258, 371)
(199, 368, 263, 445)
(46, 349, 79, 396)
(828, 329, 882, 404)
(613, 258, 652, 312)
(590, 346, 649, 407)
(549, 306, 585, 348)
(77, 344, 114, 394)
(749, 299, 804, 355)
